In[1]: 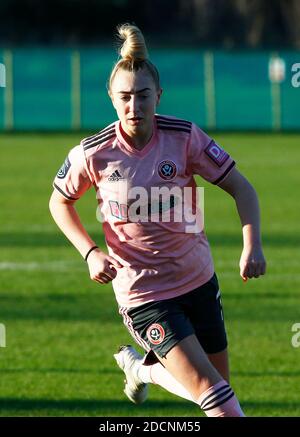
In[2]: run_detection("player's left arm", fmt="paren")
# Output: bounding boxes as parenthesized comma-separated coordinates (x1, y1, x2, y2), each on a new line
(217, 167, 266, 281)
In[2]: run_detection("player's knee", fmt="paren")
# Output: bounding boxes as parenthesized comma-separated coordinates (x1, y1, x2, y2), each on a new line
(185, 373, 214, 402)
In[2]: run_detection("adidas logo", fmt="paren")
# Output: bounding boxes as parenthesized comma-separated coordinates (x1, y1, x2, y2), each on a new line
(108, 170, 124, 182)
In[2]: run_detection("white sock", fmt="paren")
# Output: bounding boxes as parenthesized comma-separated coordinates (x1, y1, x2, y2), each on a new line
(137, 362, 153, 384)
(137, 362, 194, 402)
(197, 380, 245, 417)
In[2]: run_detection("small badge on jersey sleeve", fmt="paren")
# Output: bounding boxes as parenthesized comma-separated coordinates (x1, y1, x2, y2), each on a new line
(158, 160, 177, 180)
(204, 141, 229, 167)
(146, 323, 165, 345)
(56, 156, 71, 179)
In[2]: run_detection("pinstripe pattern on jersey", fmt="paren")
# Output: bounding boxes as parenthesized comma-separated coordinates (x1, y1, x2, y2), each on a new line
(156, 115, 192, 133)
(82, 123, 116, 151)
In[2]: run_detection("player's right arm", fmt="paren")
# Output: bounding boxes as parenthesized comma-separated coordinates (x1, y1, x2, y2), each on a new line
(49, 190, 122, 284)
(49, 145, 122, 284)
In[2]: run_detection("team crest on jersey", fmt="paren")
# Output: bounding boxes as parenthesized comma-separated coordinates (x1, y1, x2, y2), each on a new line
(158, 160, 177, 180)
(56, 156, 71, 179)
(204, 141, 229, 167)
(146, 323, 165, 345)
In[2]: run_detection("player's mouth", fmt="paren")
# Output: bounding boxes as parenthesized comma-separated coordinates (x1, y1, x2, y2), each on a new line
(128, 116, 143, 125)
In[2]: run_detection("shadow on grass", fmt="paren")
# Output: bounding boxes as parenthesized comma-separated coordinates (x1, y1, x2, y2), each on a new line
(1, 232, 300, 248)
(0, 367, 121, 375)
(0, 398, 298, 415)
(242, 400, 300, 413)
(0, 398, 196, 414)
(2, 368, 300, 378)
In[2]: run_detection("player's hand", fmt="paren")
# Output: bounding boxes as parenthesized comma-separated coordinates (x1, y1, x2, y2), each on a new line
(239, 245, 266, 282)
(87, 248, 123, 284)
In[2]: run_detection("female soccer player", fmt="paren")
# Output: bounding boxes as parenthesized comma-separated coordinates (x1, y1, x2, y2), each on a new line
(49, 24, 266, 417)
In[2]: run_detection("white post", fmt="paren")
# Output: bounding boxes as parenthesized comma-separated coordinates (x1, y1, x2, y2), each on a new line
(71, 50, 81, 130)
(0, 62, 5, 87)
(269, 53, 285, 131)
(0, 323, 6, 348)
(3, 50, 13, 130)
(204, 51, 216, 130)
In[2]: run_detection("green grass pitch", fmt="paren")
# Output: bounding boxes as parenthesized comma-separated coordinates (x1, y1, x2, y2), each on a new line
(0, 131, 299, 416)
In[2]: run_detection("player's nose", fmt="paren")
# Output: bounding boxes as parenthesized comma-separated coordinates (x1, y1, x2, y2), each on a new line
(128, 95, 139, 112)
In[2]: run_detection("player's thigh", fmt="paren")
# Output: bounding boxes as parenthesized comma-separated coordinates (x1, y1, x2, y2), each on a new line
(156, 334, 223, 400)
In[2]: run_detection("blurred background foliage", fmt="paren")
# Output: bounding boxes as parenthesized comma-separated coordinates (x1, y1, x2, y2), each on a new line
(1, 0, 300, 49)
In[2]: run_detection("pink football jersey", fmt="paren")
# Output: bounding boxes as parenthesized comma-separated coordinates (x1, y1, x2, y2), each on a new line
(53, 115, 235, 307)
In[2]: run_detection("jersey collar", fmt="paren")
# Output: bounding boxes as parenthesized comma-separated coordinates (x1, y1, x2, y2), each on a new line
(116, 118, 157, 157)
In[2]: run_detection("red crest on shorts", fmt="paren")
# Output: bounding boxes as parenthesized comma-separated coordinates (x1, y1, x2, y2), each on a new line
(146, 323, 165, 345)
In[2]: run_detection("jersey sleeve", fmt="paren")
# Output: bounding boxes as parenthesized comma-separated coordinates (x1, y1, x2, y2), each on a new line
(53, 145, 93, 200)
(188, 124, 236, 185)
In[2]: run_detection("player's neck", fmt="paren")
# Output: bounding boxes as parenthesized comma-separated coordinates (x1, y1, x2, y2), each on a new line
(120, 123, 153, 151)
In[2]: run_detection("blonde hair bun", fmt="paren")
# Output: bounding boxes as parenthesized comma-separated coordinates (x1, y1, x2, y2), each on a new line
(117, 23, 149, 61)
(108, 23, 160, 91)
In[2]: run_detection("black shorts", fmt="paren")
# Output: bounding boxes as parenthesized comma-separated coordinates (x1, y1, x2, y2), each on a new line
(119, 273, 227, 359)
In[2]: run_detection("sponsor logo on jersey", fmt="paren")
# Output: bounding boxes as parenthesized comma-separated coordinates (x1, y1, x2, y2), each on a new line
(108, 170, 124, 182)
(146, 323, 165, 345)
(57, 156, 71, 179)
(158, 160, 177, 180)
(109, 200, 128, 219)
(204, 141, 229, 167)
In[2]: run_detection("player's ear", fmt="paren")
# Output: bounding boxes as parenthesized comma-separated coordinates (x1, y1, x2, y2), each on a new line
(108, 90, 116, 108)
(156, 88, 163, 106)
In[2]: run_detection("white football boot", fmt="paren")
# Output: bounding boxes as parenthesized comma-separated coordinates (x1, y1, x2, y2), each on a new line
(114, 345, 148, 404)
